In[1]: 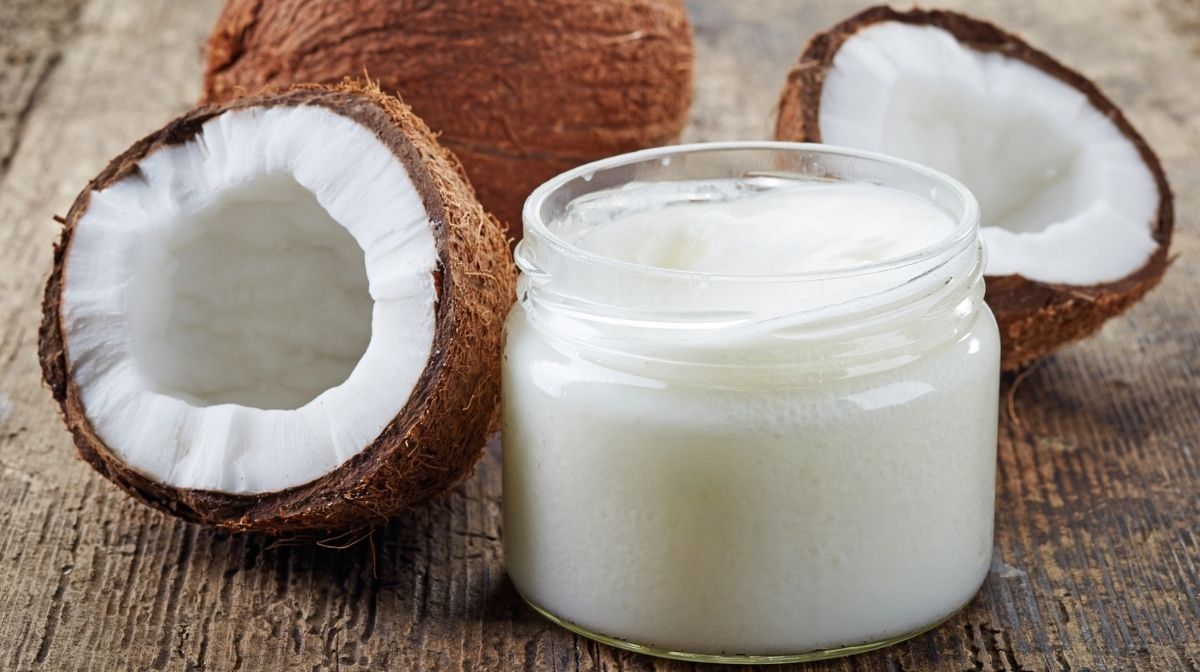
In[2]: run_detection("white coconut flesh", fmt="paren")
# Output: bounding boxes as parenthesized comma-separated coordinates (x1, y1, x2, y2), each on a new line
(817, 22, 1159, 285)
(62, 105, 438, 494)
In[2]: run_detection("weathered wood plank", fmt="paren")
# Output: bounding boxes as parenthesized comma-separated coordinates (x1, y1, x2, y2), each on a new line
(0, 0, 1197, 670)
(0, 0, 88, 178)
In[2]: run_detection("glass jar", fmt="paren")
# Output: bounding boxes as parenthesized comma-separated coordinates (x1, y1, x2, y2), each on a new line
(502, 142, 1000, 664)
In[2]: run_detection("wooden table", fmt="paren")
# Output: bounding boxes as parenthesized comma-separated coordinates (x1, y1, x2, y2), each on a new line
(2, 1, 1197, 669)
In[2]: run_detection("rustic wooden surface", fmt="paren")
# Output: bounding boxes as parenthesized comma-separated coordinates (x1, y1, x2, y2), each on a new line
(1, 1, 1197, 670)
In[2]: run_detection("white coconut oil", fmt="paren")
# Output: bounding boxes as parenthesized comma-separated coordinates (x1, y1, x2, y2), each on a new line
(503, 144, 1000, 661)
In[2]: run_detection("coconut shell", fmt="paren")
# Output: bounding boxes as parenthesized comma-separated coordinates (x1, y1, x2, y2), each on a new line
(202, 0, 695, 239)
(775, 6, 1173, 371)
(38, 81, 516, 537)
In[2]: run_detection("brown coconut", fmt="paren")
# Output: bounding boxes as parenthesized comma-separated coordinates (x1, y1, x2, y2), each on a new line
(39, 82, 516, 536)
(202, 0, 695, 238)
(775, 6, 1173, 371)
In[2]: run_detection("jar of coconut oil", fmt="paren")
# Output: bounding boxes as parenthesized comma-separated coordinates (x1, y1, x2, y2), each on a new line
(502, 142, 1000, 663)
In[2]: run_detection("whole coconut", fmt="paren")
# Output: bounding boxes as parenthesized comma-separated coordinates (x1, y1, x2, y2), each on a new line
(203, 0, 695, 237)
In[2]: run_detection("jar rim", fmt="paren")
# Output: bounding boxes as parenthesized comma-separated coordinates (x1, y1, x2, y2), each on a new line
(520, 141, 980, 284)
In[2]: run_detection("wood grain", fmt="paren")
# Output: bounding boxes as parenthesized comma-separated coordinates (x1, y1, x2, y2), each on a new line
(1, 1, 1197, 670)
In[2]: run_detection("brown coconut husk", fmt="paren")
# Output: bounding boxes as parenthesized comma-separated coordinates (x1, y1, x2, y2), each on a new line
(38, 81, 516, 537)
(202, 0, 695, 238)
(775, 6, 1173, 371)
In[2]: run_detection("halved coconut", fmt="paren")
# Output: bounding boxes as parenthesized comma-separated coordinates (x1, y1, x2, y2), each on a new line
(776, 6, 1172, 370)
(38, 82, 516, 535)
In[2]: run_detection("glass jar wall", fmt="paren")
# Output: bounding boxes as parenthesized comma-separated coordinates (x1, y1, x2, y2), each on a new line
(502, 142, 1001, 663)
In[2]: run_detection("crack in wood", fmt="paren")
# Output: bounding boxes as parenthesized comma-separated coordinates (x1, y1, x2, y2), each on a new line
(31, 479, 89, 664)
(0, 0, 86, 180)
(151, 525, 196, 670)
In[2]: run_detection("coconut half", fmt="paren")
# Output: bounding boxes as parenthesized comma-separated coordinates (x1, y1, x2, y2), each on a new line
(39, 82, 515, 535)
(776, 6, 1172, 370)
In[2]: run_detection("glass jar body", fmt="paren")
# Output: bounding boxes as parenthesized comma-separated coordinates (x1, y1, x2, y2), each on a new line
(502, 142, 1001, 663)
(503, 300, 1000, 662)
